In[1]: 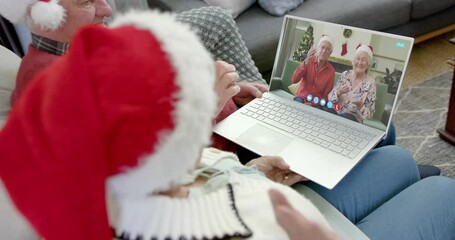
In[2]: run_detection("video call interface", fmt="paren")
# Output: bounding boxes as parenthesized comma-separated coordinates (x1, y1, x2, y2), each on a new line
(270, 17, 413, 132)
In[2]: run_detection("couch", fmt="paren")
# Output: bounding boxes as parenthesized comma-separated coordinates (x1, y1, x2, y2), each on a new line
(154, 0, 455, 76)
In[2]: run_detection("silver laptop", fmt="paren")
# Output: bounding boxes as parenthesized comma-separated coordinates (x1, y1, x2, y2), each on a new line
(214, 15, 413, 189)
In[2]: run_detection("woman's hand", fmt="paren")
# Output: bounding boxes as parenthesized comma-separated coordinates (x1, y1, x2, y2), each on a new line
(269, 189, 341, 240)
(214, 61, 241, 115)
(350, 93, 367, 109)
(337, 84, 350, 96)
(245, 156, 307, 185)
(232, 82, 268, 107)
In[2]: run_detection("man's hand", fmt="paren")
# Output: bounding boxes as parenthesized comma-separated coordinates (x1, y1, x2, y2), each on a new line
(245, 156, 307, 185)
(303, 45, 316, 65)
(214, 61, 241, 115)
(269, 189, 340, 240)
(232, 82, 268, 107)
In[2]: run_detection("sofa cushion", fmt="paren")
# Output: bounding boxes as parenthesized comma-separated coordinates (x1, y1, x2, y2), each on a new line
(258, 0, 304, 16)
(0, 46, 20, 124)
(410, 0, 455, 19)
(203, 0, 256, 18)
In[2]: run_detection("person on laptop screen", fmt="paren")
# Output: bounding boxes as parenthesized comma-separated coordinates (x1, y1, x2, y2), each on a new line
(291, 35, 335, 106)
(328, 44, 376, 123)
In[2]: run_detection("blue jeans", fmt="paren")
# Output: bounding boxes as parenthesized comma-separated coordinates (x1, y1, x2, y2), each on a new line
(302, 146, 455, 239)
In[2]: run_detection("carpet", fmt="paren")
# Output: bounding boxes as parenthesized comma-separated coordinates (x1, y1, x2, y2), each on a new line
(394, 70, 455, 179)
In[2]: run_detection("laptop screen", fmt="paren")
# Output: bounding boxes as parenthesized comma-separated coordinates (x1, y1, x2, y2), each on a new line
(269, 15, 414, 132)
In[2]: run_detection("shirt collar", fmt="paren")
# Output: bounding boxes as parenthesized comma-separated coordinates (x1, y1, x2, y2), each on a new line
(312, 56, 329, 70)
(31, 33, 69, 56)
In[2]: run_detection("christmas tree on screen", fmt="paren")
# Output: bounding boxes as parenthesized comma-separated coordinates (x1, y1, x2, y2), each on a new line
(293, 24, 314, 62)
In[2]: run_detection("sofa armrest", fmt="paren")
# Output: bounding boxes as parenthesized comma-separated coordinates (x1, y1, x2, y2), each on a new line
(292, 184, 369, 240)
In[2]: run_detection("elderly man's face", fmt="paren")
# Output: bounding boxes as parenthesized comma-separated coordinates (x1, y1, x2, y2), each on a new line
(57, 0, 113, 42)
(317, 41, 332, 62)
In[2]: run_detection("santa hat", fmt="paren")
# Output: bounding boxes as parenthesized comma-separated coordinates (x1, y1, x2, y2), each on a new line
(317, 34, 334, 50)
(0, 0, 66, 30)
(356, 44, 374, 59)
(0, 10, 216, 240)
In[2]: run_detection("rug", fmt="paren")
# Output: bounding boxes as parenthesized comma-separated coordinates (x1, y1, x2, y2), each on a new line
(394, 70, 455, 179)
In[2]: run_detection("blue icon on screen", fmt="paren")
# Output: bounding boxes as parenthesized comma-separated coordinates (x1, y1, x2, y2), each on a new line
(320, 99, 326, 107)
(307, 95, 313, 102)
(327, 101, 333, 109)
(396, 41, 406, 48)
(313, 97, 319, 104)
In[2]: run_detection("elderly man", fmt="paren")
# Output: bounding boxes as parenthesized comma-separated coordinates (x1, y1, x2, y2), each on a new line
(3, 0, 268, 152)
(3, 0, 267, 109)
(292, 35, 335, 106)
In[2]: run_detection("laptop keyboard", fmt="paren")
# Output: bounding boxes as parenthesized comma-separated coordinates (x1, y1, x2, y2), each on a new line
(239, 95, 375, 159)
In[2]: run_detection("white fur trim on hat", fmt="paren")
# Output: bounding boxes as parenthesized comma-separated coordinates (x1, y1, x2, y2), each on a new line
(317, 35, 334, 49)
(107, 10, 217, 198)
(356, 44, 373, 59)
(30, 0, 66, 30)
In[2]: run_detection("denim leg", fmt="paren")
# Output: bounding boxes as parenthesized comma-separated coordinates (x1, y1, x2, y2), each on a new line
(376, 122, 396, 148)
(357, 177, 455, 240)
(302, 145, 419, 223)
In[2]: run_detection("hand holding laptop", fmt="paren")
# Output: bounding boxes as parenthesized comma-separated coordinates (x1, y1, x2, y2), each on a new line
(245, 155, 308, 185)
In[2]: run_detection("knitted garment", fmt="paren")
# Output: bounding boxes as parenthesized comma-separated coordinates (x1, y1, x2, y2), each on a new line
(176, 7, 266, 85)
(113, 183, 252, 240)
(109, 149, 331, 240)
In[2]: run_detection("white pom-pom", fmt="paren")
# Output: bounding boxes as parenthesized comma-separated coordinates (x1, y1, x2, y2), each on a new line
(30, 0, 66, 31)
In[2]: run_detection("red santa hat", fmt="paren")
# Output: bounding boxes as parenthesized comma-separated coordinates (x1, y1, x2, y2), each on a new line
(317, 34, 334, 50)
(0, 0, 66, 30)
(356, 44, 374, 60)
(0, 10, 216, 240)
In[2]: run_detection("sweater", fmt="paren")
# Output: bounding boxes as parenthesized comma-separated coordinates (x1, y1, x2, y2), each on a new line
(11, 45, 60, 106)
(108, 148, 331, 240)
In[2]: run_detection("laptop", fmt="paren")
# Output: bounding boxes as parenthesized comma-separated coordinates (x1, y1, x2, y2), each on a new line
(213, 15, 413, 189)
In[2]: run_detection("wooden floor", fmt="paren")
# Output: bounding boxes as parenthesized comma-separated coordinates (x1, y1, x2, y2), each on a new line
(404, 30, 455, 88)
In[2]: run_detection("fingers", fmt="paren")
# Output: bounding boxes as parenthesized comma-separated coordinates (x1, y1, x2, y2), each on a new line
(215, 61, 240, 95)
(264, 156, 289, 170)
(269, 189, 340, 240)
(214, 61, 241, 114)
(269, 189, 307, 238)
(269, 188, 291, 207)
(251, 83, 269, 93)
(282, 173, 308, 186)
(238, 82, 263, 98)
(215, 60, 236, 80)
